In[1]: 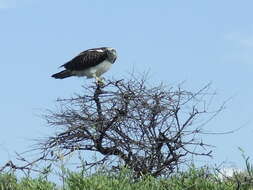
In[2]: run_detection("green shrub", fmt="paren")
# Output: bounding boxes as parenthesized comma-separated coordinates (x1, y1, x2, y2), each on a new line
(19, 177, 57, 190)
(0, 173, 18, 190)
(1, 166, 253, 190)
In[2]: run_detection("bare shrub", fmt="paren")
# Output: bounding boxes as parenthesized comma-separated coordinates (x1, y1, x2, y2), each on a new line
(1, 75, 223, 177)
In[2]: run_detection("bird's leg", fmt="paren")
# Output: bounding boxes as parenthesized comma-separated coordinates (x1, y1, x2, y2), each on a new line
(96, 77, 104, 86)
(92, 74, 104, 85)
(97, 77, 103, 83)
(99, 76, 106, 82)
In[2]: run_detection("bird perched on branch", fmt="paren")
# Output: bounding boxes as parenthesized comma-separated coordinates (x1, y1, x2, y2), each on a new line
(51, 47, 117, 83)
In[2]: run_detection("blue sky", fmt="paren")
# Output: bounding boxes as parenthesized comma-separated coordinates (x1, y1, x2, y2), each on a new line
(0, 0, 253, 170)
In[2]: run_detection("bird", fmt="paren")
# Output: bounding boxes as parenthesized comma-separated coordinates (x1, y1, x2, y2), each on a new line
(51, 47, 117, 82)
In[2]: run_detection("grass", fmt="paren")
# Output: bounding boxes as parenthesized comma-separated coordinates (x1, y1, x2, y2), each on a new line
(1, 150, 253, 190)
(0, 173, 57, 190)
(1, 165, 253, 190)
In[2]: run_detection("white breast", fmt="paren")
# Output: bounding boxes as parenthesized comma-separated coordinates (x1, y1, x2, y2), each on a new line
(73, 60, 112, 78)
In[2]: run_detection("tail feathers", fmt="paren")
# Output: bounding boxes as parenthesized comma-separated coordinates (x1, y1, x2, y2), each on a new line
(51, 70, 73, 79)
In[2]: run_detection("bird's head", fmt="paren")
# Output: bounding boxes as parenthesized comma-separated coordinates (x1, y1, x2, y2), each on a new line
(106, 47, 117, 63)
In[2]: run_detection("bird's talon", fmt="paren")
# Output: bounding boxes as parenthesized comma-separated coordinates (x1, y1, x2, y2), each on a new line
(96, 78, 104, 86)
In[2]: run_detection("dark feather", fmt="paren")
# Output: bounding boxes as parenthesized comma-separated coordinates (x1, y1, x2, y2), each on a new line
(51, 70, 73, 79)
(61, 48, 108, 71)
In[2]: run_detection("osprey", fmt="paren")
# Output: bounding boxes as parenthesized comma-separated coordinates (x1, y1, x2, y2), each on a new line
(51, 47, 117, 82)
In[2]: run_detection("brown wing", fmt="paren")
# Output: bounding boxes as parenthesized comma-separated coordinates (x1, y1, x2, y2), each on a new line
(62, 48, 108, 71)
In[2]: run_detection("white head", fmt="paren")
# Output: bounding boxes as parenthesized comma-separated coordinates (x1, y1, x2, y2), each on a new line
(106, 47, 117, 63)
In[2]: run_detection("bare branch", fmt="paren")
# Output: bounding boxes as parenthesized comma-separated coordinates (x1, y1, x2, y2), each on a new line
(0, 75, 224, 177)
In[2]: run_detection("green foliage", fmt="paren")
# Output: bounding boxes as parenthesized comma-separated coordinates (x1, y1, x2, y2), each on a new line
(167, 167, 234, 190)
(18, 177, 57, 190)
(0, 173, 18, 190)
(64, 166, 251, 190)
(0, 173, 57, 190)
(1, 165, 253, 190)
(220, 148, 253, 190)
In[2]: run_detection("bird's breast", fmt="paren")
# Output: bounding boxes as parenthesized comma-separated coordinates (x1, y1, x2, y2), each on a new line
(93, 60, 112, 77)
(72, 60, 112, 78)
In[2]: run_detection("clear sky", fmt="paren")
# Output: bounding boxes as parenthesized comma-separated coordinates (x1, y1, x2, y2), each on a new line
(0, 0, 253, 170)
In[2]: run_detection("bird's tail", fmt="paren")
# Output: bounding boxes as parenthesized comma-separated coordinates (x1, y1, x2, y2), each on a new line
(51, 70, 73, 79)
